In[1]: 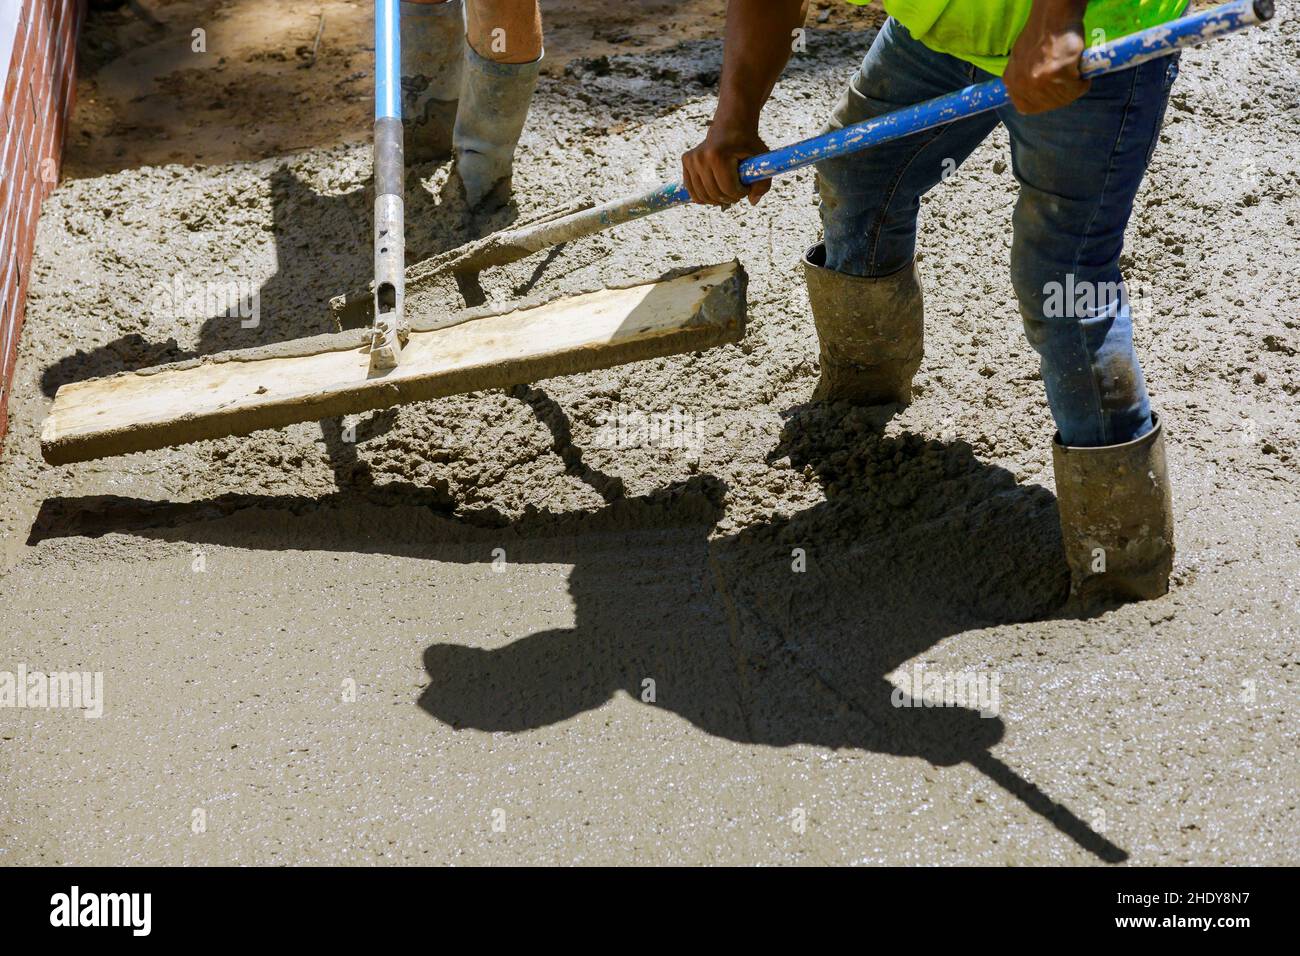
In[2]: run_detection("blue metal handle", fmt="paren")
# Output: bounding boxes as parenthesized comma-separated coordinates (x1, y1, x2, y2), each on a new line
(375, 0, 401, 120)
(646, 0, 1272, 210)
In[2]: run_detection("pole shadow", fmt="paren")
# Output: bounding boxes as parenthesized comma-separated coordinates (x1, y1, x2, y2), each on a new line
(38, 163, 456, 397)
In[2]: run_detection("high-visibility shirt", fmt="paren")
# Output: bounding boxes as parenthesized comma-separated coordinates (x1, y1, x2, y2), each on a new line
(845, 0, 1188, 75)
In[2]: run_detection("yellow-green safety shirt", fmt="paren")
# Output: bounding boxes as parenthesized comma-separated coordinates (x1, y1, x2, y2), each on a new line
(845, 0, 1188, 75)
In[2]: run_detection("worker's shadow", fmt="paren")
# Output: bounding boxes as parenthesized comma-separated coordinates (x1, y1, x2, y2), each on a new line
(27, 397, 1121, 862)
(413, 401, 1124, 861)
(37, 164, 455, 398)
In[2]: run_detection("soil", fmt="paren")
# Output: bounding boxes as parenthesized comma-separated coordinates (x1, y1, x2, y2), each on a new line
(66, 0, 869, 176)
(1, 0, 1296, 864)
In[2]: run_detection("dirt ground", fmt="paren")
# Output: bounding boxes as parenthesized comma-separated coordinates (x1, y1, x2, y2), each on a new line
(66, 0, 869, 176)
(1, 0, 1297, 865)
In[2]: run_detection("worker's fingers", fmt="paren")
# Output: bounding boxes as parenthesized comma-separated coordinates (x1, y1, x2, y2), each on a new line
(682, 145, 723, 205)
(704, 156, 748, 206)
(1008, 74, 1090, 114)
(1004, 16, 1089, 115)
(683, 153, 718, 205)
(681, 158, 705, 205)
(714, 152, 750, 204)
(683, 128, 771, 205)
(747, 178, 772, 206)
(696, 163, 727, 205)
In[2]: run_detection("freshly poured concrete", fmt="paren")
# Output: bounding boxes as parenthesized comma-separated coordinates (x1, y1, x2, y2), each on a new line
(2, 22, 1297, 864)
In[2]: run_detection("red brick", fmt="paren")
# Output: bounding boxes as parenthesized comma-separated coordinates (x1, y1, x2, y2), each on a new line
(52, 20, 75, 109)
(1, 258, 15, 326)
(0, 171, 11, 237)
(15, 189, 38, 265)
(16, 97, 37, 197)
(1, 98, 17, 154)
(55, 61, 75, 128)
(0, 124, 30, 254)
(0, 301, 15, 378)
(4, 248, 26, 361)
(8, 171, 32, 259)
(2, 316, 17, 373)
(19, 74, 37, 148)
(0, 120, 16, 191)
(0, 0, 87, 452)
(64, 3, 84, 117)
(49, 0, 69, 42)
(0, 258, 14, 336)
(31, 22, 55, 103)
(36, 110, 58, 188)
(2, 12, 32, 125)
(11, 266, 30, 332)
(29, 45, 54, 121)
(27, 0, 53, 72)
(29, 108, 54, 199)
(1, 118, 25, 189)
(0, 205, 13, 267)
(5, 125, 27, 194)
(53, 0, 72, 34)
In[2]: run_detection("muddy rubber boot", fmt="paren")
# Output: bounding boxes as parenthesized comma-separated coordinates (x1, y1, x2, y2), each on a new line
(401, 0, 464, 163)
(447, 43, 541, 213)
(1053, 414, 1175, 605)
(802, 243, 924, 405)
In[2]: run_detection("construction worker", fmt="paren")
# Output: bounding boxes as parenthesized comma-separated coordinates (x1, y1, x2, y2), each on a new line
(682, 0, 1185, 605)
(401, 0, 542, 212)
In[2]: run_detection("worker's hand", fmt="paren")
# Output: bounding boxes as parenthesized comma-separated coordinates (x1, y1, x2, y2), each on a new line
(1004, 0, 1091, 114)
(682, 121, 771, 207)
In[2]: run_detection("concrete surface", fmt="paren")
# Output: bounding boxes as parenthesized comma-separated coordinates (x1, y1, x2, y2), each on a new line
(1, 13, 1297, 864)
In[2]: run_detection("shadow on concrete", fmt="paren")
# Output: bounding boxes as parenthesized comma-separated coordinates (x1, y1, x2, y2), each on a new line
(29, 398, 1123, 862)
(38, 164, 455, 398)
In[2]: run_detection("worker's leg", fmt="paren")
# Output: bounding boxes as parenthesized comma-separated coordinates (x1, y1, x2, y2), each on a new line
(1000, 57, 1178, 448)
(809, 18, 998, 402)
(465, 0, 541, 62)
(1000, 54, 1180, 601)
(451, 0, 543, 211)
(401, 0, 464, 162)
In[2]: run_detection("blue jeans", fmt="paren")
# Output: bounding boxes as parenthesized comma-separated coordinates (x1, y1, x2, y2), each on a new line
(815, 18, 1178, 447)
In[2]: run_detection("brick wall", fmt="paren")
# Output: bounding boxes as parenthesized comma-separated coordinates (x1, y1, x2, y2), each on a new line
(0, 0, 84, 451)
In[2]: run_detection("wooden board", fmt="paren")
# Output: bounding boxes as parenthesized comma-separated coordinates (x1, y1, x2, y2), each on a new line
(42, 261, 746, 465)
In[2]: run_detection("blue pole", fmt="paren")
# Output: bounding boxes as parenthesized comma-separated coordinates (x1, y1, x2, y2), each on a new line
(375, 0, 401, 120)
(626, 0, 1274, 215)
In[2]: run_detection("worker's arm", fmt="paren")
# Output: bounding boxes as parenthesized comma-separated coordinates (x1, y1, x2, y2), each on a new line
(681, 0, 809, 207)
(1003, 0, 1091, 114)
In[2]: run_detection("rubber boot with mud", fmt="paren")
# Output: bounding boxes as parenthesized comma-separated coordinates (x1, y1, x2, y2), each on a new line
(802, 243, 924, 405)
(1052, 414, 1175, 605)
(400, 0, 465, 163)
(445, 43, 542, 216)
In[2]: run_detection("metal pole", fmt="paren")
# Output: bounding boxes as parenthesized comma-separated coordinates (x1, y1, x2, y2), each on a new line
(371, 0, 405, 370)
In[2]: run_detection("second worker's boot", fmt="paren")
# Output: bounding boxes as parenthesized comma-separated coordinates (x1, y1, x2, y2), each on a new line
(400, 0, 465, 163)
(1052, 414, 1175, 604)
(446, 43, 542, 213)
(802, 242, 924, 405)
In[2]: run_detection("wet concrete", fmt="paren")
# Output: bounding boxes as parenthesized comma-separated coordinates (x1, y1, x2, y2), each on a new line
(2, 23, 1297, 864)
